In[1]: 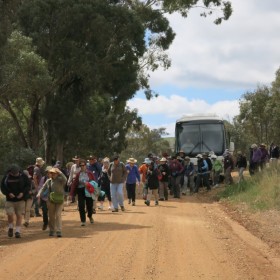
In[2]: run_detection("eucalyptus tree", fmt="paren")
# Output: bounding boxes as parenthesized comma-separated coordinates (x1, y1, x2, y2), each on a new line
(236, 87, 272, 146)
(0, 31, 52, 151)
(120, 124, 172, 161)
(267, 67, 280, 144)
(0, 0, 233, 163)
(18, 0, 147, 161)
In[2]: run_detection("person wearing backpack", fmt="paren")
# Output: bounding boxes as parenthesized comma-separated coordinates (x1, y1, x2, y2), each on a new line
(1, 164, 30, 238)
(107, 155, 127, 212)
(182, 156, 195, 195)
(97, 157, 112, 210)
(158, 157, 170, 201)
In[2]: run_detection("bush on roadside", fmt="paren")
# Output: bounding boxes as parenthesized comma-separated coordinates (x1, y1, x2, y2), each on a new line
(218, 167, 280, 211)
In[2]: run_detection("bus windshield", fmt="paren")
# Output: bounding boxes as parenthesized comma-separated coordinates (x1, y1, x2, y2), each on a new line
(176, 122, 226, 156)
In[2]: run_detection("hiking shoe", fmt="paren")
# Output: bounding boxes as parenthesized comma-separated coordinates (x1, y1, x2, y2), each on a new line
(89, 217, 94, 224)
(132, 201, 135, 206)
(42, 224, 48, 231)
(112, 208, 119, 212)
(56, 232, 62, 238)
(128, 199, 131, 204)
(120, 206, 125, 211)
(144, 200, 150, 206)
(81, 222, 86, 226)
(36, 213, 42, 217)
(49, 231, 54, 237)
(155, 201, 159, 206)
(23, 222, 29, 227)
(8, 228, 13, 237)
(159, 198, 164, 201)
(15, 232, 21, 238)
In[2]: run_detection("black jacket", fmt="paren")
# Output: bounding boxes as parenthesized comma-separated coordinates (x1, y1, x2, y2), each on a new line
(1, 172, 30, 202)
(146, 168, 159, 189)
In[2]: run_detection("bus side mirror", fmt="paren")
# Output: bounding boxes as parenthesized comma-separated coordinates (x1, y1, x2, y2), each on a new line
(229, 142, 235, 152)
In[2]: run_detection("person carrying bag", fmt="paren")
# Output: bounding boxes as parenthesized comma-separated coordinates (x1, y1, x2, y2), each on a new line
(37, 167, 66, 237)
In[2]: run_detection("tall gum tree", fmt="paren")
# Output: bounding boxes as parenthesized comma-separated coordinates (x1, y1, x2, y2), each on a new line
(0, 0, 232, 163)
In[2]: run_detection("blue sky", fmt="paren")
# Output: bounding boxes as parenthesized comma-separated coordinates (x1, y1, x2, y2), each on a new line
(127, 0, 280, 136)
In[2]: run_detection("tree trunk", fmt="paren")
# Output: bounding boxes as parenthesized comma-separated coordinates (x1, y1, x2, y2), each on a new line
(28, 99, 41, 151)
(0, 98, 29, 148)
(56, 140, 64, 164)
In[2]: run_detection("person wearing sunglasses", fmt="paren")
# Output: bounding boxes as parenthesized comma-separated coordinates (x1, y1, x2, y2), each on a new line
(70, 159, 96, 226)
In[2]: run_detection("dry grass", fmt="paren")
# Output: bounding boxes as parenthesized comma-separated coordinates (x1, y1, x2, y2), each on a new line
(219, 167, 280, 212)
(0, 193, 6, 220)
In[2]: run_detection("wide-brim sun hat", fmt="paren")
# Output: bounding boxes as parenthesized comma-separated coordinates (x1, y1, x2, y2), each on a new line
(251, 144, 258, 149)
(49, 167, 60, 174)
(35, 157, 45, 166)
(45, 166, 53, 172)
(159, 157, 167, 162)
(196, 154, 203, 159)
(127, 157, 137, 164)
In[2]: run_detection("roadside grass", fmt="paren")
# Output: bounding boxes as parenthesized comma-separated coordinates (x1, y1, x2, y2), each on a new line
(218, 168, 280, 212)
(0, 193, 6, 220)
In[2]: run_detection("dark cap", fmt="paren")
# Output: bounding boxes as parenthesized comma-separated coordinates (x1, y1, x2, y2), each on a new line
(89, 155, 97, 160)
(9, 164, 20, 175)
(112, 155, 119, 160)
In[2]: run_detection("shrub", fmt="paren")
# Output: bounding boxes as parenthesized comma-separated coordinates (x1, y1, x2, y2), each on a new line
(218, 167, 280, 211)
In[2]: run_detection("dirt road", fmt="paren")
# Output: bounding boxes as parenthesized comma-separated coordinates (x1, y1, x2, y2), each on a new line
(1, 191, 280, 280)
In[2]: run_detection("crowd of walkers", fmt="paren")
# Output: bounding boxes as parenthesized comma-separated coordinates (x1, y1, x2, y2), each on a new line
(1, 141, 278, 239)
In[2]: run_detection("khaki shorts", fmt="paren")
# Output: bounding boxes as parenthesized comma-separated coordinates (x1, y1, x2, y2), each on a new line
(5, 201, 25, 216)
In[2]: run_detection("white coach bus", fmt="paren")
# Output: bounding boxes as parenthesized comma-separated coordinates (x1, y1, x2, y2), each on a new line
(175, 114, 234, 162)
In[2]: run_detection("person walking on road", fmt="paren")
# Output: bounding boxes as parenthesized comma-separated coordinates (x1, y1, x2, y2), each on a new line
(1, 164, 30, 238)
(125, 158, 140, 206)
(70, 159, 96, 226)
(145, 161, 160, 206)
(38, 167, 67, 237)
(158, 157, 170, 200)
(108, 155, 127, 212)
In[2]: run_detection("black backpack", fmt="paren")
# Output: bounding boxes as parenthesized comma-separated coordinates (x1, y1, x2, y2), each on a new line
(206, 158, 212, 171)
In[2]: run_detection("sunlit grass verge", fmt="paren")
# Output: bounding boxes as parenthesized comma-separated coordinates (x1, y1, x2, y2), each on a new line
(218, 168, 280, 211)
(0, 193, 6, 220)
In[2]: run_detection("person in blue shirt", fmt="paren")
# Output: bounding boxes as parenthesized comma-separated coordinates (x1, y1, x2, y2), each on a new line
(125, 158, 140, 206)
(87, 155, 102, 179)
(194, 154, 210, 193)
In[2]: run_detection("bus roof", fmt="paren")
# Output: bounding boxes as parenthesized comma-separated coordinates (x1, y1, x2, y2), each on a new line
(176, 114, 223, 123)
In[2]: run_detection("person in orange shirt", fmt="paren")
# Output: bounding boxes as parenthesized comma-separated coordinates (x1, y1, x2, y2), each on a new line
(138, 158, 151, 200)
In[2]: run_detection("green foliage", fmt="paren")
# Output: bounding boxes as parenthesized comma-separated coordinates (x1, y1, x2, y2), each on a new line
(120, 125, 173, 161)
(232, 67, 280, 153)
(0, 30, 52, 151)
(0, 0, 233, 166)
(160, 0, 232, 24)
(218, 168, 280, 211)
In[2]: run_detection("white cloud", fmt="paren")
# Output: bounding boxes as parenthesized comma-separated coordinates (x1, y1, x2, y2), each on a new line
(128, 0, 279, 137)
(127, 95, 239, 136)
(149, 0, 280, 89)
